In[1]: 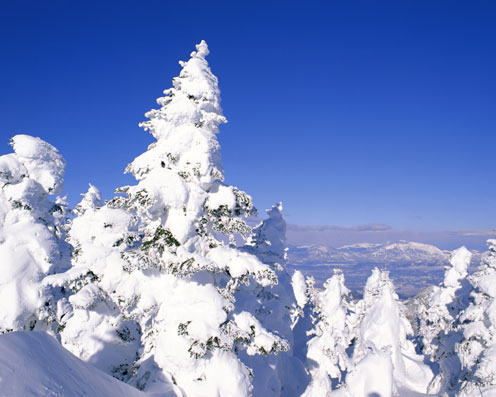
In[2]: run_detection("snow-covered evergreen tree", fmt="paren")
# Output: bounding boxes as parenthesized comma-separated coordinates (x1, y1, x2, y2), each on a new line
(237, 203, 308, 396)
(302, 269, 352, 396)
(415, 246, 472, 393)
(106, 41, 287, 396)
(418, 247, 472, 355)
(337, 268, 434, 396)
(291, 271, 316, 365)
(456, 239, 496, 396)
(0, 135, 70, 333)
(44, 184, 141, 381)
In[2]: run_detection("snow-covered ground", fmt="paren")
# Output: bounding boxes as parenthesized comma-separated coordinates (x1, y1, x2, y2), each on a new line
(0, 331, 146, 397)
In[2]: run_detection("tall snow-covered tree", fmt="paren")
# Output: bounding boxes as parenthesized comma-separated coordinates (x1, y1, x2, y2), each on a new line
(337, 268, 434, 396)
(418, 246, 472, 355)
(456, 239, 496, 396)
(107, 41, 287, 396)
(290, 271, 315, 366)
(302, 269, 352, 396)
(237, 203, 308, 396)
(415, 246, 472, 394)
(43, 184, 141, 381)
(0, 135, 70, 333)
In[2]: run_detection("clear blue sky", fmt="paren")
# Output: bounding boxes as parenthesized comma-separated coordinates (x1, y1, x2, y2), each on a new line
(1, 1, 495, 248)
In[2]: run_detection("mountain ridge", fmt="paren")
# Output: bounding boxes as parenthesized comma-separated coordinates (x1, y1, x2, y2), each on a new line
(289, 240, 482, 266)
(287, 241, 483, 298)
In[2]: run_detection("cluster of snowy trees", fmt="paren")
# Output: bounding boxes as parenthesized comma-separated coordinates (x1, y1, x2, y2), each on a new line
(1, 41, 495, 396)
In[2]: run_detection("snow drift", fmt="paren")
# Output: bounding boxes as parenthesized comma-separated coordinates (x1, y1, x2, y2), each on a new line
(0, 331, 145, 396)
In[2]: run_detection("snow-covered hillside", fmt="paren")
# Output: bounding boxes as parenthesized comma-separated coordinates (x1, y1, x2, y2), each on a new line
(288, 241, 482, 297)
(0, 331, 148, 397)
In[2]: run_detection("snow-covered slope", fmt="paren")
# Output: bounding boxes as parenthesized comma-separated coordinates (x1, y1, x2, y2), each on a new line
(371, 241, 447, 265)
(0, 331, 148, 397)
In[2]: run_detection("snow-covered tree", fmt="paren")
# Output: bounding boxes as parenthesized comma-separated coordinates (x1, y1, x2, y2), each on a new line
(456, 239, 496, 396)
(302, 269, 352, 396)
(291, 271, 316, 364)
(337, 268, 434, 396)
(237, 203, 308, 396)
(43, 184, 141, 381)
(415, 246, 472, 393)
(418, 246, 472, 355)
(0, 135, 70, 333)
(106, 41, 287, 396)
(331, 345, 394, 397)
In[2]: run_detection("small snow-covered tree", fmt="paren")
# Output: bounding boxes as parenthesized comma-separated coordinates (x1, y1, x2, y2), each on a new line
(456, 239, 496, 396)
(43, 184, 141, 381)
(302, 269, 352, 396)
(415, 246, 472, 393)
(330, 345, 394, 397)
(238, 203, 308, 396)
(107, 41, 286, 396)
(0, 135, 70, 333)
(337, 268, 434, 396)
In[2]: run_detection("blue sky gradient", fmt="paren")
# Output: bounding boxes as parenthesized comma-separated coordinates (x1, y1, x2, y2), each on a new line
(1, 1, 495, 249)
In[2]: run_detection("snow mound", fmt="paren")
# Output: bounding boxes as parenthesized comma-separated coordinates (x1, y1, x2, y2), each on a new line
(0, 331, 145, 396)
(10, 134, 65, 195)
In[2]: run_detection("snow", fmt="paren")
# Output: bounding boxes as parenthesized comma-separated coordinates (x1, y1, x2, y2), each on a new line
(292, 241, 451, 266)
(236, 203, 308, 396)
(288, 240, 471, 297)
(303, 270, 351, 396)
(0, 331, 145, 396)
(338, 242, 382, 250)
(345, 268, 434, 394)
(443, 246, 471, 288)
(207, 245, 276, 284)
(234, 311, 283, 355)
(331, 346, 394, 397)
(10, 134, 65, 195)
(0, 135, 69, 333)
(76, 183, 103, 213)
(456, 240, 496, 395)
(205, 181, 236, 211)
(0, 153, 27, 185)
(0, 40, 492, 397)
(414, 246, 472, 394)
(291, 270, 307, 308)
(68, 41, 285, 397)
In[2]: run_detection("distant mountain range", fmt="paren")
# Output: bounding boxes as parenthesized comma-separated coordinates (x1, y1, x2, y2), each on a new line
(287, 241, 483, 298)
(289, 241, 482, 267)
